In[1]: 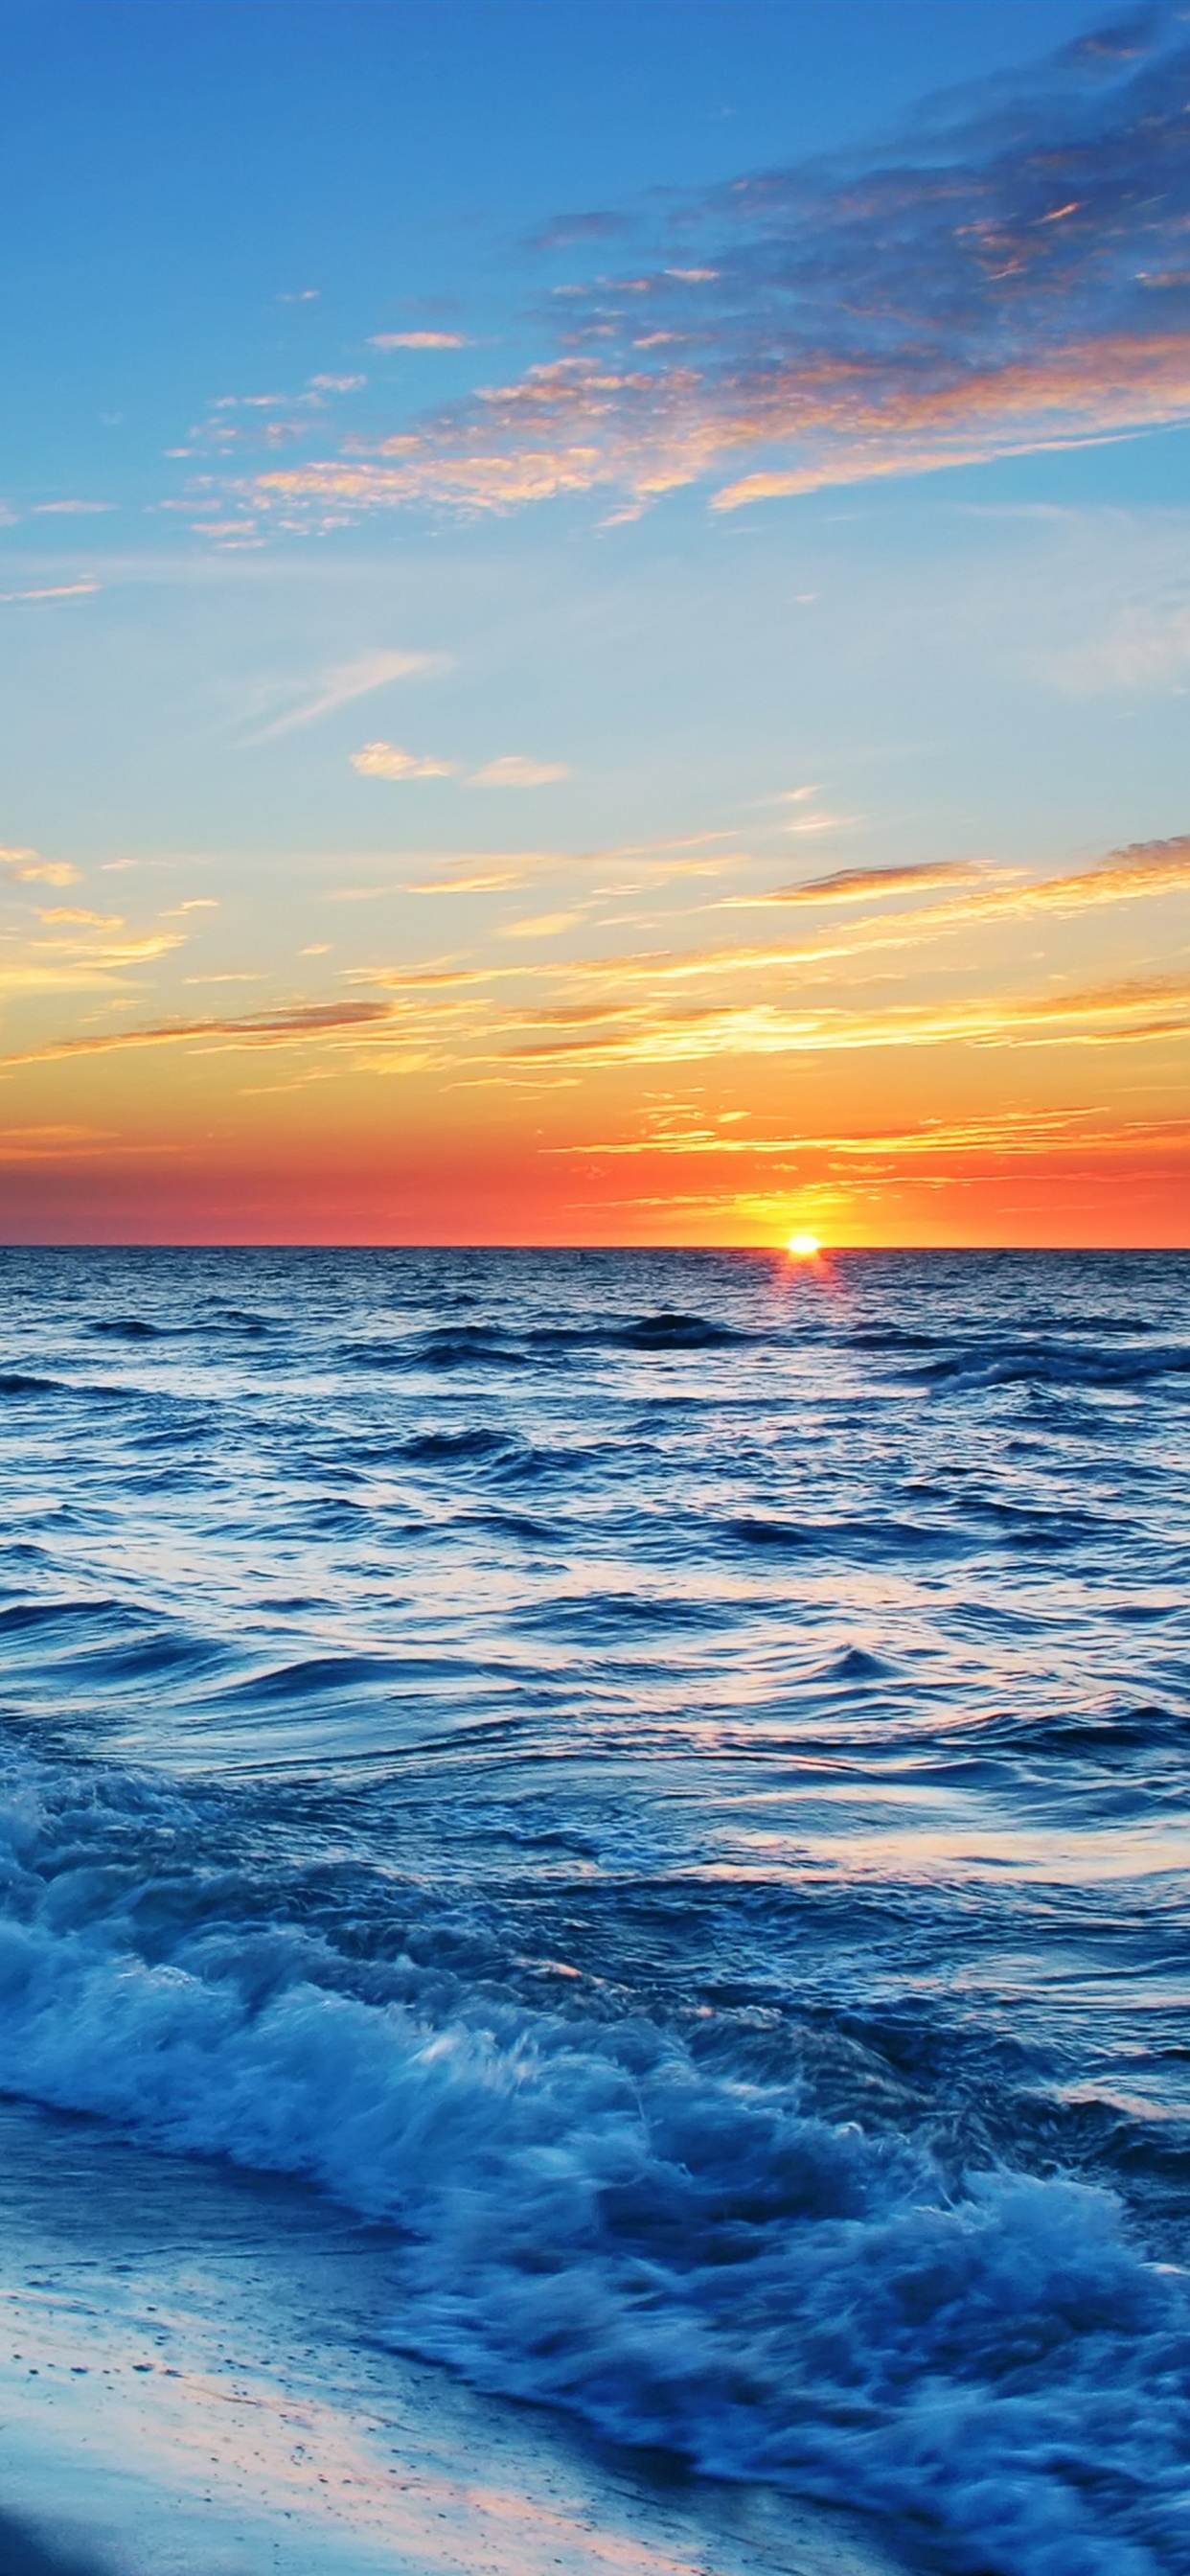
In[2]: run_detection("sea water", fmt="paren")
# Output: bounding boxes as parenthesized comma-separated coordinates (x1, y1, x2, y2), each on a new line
(0, 1246, 1186, 2576)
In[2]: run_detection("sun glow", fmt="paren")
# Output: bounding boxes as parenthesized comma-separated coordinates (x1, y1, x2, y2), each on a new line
(787, 1231, 822, 1259)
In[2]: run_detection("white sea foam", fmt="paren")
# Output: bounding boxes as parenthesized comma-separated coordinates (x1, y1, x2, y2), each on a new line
(0, 1777, 1184, 2576)
(0, 1247, 1187, 2576)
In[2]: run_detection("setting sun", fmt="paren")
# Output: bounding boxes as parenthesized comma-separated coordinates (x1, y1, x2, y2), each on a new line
(787, 1232, 822, 1259)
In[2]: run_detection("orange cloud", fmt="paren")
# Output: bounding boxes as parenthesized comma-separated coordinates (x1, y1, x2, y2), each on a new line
(6, 998, 397, 1067)
(0, 844, 81, 888)
(351, 742, 456, 780)
(747, 860, 990, 908)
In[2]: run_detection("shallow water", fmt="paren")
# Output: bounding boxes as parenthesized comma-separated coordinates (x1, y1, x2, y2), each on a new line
(0, 1246, 1187, 2575)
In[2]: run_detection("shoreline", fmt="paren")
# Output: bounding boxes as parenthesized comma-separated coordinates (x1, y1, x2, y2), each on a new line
(0, 2094, 910, 2576)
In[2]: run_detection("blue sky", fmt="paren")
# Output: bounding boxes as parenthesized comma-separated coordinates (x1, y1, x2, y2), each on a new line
(0, 0, 1187, 1243)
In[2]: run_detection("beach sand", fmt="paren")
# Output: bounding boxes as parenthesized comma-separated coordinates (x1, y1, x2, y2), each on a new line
(0, 2096, 908, 2576)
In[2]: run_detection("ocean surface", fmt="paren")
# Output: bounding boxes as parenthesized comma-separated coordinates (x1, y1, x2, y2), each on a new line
(0, 1246, 1187, 2576)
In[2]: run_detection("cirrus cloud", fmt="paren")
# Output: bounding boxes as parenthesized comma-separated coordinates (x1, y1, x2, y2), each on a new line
(469, 754, 571, 788)
(221, 9, 1190, 532)
(370, 333, 468, 352)
(351, 741, 457, 780)
(347, 742, 455, 777)
(0, 843, 81, 888)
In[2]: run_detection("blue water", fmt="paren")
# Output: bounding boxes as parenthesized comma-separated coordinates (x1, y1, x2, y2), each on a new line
(0, 1246, 1188, 2575)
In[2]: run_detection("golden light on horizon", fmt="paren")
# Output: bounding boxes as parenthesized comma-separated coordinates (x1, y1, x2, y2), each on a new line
(787, 1231, 822, 1260)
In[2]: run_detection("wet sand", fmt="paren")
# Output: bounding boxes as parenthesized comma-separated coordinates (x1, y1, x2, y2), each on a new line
(0, 2096, 909, 2576)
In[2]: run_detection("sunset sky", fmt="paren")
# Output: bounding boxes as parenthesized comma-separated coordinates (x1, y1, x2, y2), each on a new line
(2, 0, 1188, 1246)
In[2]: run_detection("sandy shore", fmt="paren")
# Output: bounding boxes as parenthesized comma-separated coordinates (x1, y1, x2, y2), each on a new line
(0, 2096, 910, 2576)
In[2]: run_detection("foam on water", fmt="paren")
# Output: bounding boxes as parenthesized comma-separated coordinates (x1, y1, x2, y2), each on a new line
(0, 1248, 1187, 2574)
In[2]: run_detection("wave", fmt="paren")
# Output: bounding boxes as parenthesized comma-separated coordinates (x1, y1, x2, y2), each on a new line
(342, 1328, 532, 1372)
(726, 1514, 958, 1560)
(588, 1313, 750, 1353)
(918, 1341, 1190, 1393)
(86, 1318, 171, 1342)
(0, 1761, 1185, 2576)
(341, 1313, 754, 1374)
(400, 1427, 514, 1462)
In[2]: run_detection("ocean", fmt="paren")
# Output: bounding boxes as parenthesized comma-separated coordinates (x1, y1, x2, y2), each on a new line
(0, 1246, 1186, 2576)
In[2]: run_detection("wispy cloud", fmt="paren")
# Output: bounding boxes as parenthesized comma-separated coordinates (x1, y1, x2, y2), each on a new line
(224, 10, 1190, 529)
(469, 754, 571, 788)
(556, 1105, 1190, 1162)
(0, 581, 100, 603)
(1044, 587, 1190, 693)
(526, 211, 630, 255)
(0, 844, 81, 889)
(497, 910, 584, 939)
(351, 741, 457, 780)
(0, 1124, 172, 1163)
(0, 925, 185, 996)
(6, 998, 396, 1068)
(370, 333, 468, 352)
(404, 863, 540, 893)
(348, 748, 570, 787)
(500, 970, 1190, 1070)
(724, 833, 1190, 923)
(726, 859, 993, 908)
(252, 647, 448, 741)
(36, 908, 125, 930)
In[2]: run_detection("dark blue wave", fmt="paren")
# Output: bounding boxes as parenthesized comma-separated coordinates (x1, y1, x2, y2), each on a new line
(0, 1245, 1185, 2575)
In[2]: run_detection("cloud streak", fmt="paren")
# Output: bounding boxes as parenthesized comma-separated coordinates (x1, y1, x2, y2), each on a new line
(746, 859, 992, 907)
(500, 969, 1190, 1070)
(469, 755, 571, 788)
(252, 649, 447, 741)
(556, 1105, 1190, 1162)
(218, 10, 1190, 529)
(5, 998, 396, 1068)
(370, 333, 468, 351)
(1, 845, 81, 889)
(350, 741, 457, 780)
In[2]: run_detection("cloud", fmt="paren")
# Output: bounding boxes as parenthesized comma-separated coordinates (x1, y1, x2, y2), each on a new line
(997, 830, 1190, 913)
(252, 647, 448, 740)
(526, 211, 631, 255)
(370, 333, 468, 351)
(36, 908, 125, 929)
(233, 11, 1190, 527)
(0, 582, 99, 603)
(405, 864, 539, 892)
(30, 500, 114, 517)
(6, 998, 396, 1068)
(722, 834, 1190, 925)
(0, 1124, 175, 1164)
(0, 844, 80, 888)
(308, 375, 366, 393)
(783, 812, 857, 838)
(497, 911, 584, 938)
(469, 755, 571, 787)
(1045, 589, 1190, 692)
(557, 1105, 1185, 1161)
(351, 741, 456, 780)
(500, 969, 1190, 1070)
(0, 920, 185, 997)
(757, 860, 991, 907)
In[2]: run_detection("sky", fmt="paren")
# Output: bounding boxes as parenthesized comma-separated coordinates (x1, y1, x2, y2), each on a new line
(1, 0, 1188, 1248)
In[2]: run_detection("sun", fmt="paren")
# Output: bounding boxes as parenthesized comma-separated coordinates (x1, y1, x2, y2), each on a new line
(787, 1231, 822, 1260)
